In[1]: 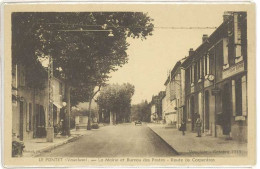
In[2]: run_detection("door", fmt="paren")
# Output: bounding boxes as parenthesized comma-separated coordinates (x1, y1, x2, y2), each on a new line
(222, 83, 232, 135)
(205, 91, 210, 130)
(190, 96, 195, 131)
(53, 105, 57, 126)
(35, 105, 46, 137)
(19, 101, 24, 141)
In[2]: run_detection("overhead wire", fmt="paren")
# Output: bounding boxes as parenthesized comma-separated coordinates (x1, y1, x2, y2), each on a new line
(44, 23, 217, 30)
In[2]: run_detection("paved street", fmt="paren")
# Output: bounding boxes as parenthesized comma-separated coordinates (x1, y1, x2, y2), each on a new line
(38, 124, 178, 157)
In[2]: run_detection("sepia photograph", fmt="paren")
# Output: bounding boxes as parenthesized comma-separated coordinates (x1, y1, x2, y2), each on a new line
(2, 3, 256, 167)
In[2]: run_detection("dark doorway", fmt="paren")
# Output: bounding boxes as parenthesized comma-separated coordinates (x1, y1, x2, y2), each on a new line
(35, 105, 46, 138)
(59, 107, 66, 135)
(190, 96, 195, 131)
(53, 105, 57, 127)
(19, 101, 24, 141)
(205, 91, 210, 130)
(222, 83, 232, 135)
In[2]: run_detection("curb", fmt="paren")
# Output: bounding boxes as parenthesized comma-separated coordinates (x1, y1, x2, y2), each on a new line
(147, 126, 180, 155)
(31, 134, 84, 157)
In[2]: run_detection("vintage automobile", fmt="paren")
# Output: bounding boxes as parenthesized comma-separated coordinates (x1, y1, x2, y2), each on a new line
(135, 120, 142, 125)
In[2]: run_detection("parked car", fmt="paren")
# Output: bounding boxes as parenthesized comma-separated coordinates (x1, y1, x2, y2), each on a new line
(135, 120, 142, 125)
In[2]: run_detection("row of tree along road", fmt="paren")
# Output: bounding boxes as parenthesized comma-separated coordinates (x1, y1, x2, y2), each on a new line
(12, 12, 154, 130)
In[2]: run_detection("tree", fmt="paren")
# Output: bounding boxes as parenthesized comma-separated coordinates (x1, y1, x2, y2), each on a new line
(131, 100, 151, 122)
(97, 83, 135, 123)
(151, 91, 165, 120)
(12, 12, 154, 130)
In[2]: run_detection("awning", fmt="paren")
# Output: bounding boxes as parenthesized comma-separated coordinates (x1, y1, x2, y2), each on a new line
(165, 112, 176, 115)
(53, 102, 62, 109)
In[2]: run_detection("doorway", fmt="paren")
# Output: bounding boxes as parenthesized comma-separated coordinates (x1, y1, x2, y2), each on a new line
(53, 105, 57, 127)
(35, 105, 46, 138)
(190, 96, 195, 131)
(205, 91, 210, 130)
(222, 83, 232, 135)
(19, 101, 24, 141)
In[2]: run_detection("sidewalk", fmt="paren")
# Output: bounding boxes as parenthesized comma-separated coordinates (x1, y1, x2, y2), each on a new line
(148, 123, 247, 157)
(22, 129, 94, 157)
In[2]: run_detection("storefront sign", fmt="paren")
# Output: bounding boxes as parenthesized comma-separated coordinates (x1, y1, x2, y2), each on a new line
(223, 61, 244, 79)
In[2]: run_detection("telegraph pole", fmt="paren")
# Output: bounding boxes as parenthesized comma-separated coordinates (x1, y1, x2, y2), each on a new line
(46, 56, 54, 142)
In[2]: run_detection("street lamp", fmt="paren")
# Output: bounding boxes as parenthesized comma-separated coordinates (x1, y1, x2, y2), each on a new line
(62, 102, 67, 107)
(108, 30, 114, 37)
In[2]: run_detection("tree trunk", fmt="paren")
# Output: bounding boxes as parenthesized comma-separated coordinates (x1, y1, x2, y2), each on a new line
(87, 85, 102, 130)
(110, 111, 113, 125)
(87, 98, 92, 130)
(65, 84, 71, 136)
(33, 88, 36, 138)
(113, 112, 117, 125)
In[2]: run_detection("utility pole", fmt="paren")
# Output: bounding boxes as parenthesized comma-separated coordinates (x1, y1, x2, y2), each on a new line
(46, 56, 54, 142)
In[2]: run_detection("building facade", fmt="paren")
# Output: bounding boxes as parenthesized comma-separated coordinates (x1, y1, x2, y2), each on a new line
(12, 63, 66, 141)
(182, 12, 247, 142)
(150, 91, 165, 123)
(150, 104, 157, 122)
(163, 59, 186, 128)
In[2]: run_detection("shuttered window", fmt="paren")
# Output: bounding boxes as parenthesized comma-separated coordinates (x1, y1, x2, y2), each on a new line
(223, 38, 229, 69)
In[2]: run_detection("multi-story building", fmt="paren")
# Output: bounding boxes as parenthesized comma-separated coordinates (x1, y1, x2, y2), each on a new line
(163, 71, 177, 126)
(182, 12, 247, 142)
(12, 63, 67, 141)
(150, 104, 157, 122)
(163, 58, 186, 128)
(150, 91, 165, 123)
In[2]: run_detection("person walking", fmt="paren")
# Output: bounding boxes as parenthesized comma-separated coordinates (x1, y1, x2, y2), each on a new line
(180, 120, 186, 135)
(195, 114, 202, 137)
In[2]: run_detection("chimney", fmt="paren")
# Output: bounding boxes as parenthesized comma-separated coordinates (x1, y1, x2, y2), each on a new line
(202, 34, 208, 43)
(223, 11, 232, 22)
(189, 48, 194, 56)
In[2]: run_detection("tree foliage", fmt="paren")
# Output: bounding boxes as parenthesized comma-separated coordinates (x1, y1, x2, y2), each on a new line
(150, 91, 165, 120)
(131, 100, 151, 122)
(12, 12, 154, 106)
(97, 83, 135, 123)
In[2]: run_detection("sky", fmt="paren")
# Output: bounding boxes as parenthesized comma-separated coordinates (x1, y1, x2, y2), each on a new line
(108, 6, 229, 104)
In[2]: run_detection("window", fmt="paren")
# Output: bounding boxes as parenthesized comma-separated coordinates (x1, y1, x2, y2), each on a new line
(194, 63, 197, 82)
(200, 59, 203, 79)
(59, 82, 63, 95)
(235, 78, 242, 116)
(234, 13, 243, 63)
(235, 45, 242, 62)
(223, 38, 229, 69)
(12, 64, 18, 104)
(204, 54, 209, 76)
(197, 60, 201, 80)
(191, 64, 195, 84)
(27, 103, 33, 131)
(20, 69, 25, 86)
(234, 13, 242, 45)
(190, 67, 193, 84)
(12, 64, 17, 86)
(187, 99, 190, 120)
(208, 51, 214, 75)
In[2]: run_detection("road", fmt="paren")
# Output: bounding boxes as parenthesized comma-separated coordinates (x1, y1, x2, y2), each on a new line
(39, 123, 178, 157)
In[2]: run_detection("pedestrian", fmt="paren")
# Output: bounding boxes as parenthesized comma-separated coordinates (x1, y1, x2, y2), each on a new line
(195, 114, 202, 137)
(180, 120, 186, 135)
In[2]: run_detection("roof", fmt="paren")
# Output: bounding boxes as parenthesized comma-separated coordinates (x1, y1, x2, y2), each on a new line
(181, 17, 229, 68)
(164, 61, 182, 85)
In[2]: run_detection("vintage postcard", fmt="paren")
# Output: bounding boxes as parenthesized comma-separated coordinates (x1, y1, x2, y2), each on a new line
(2, 2, 256, 167)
